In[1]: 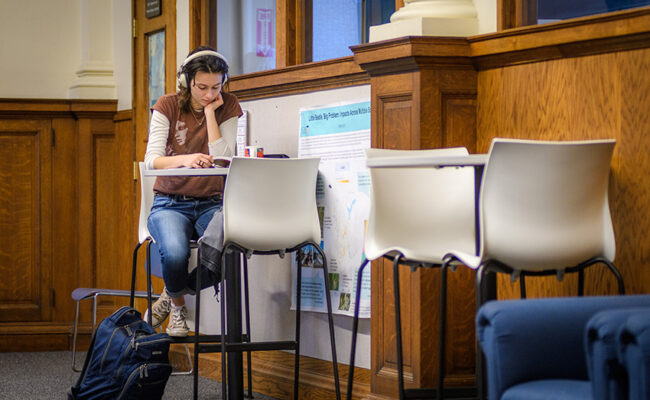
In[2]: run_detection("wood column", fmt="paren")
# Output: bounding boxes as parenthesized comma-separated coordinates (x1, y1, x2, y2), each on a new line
(351, 37, 478, 398)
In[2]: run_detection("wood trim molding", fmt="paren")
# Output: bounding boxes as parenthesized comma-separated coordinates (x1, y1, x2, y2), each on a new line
(113, 109, 133, 122)
(0, 322, 74, 335)
(352, 37, 473, 76)
(0, 99, 117, 118)
(276, 0, 297, 68)
(227, 6, 650, 102)
(228, 56, 369, 100)
(188, 0, 202, 50)
(471, 6, 650, 69)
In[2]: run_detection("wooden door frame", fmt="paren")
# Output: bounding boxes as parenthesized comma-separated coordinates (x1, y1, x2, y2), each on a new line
(498, 0, 537, 30)
(133, 0, 177, 160)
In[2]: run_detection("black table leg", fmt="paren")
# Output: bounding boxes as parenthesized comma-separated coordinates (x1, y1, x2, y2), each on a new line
(225, 251, 244, 399)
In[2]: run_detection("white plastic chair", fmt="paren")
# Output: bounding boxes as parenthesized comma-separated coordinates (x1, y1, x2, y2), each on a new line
(71, 163, 192, 375)
(444, 138, 624, 299)
(216, 157, 341, 400)
(443, 138, 624, 400)
(347, 147, 477, 400)
(138, 162, 258, 399)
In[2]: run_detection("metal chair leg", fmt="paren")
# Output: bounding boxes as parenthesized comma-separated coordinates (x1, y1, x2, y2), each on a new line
(475, 264, 487, 400)
(145, 242, 154, 326)
(71, 301, 82, 372)
(601, 259, 625, 295)
(347, 258, 369, 400)
(393, 256, 406, 400)
(220, 248, 229, 400)
(91, 295, 98, 340)
(243, 255, 254, 398)
(438, 260, 450, 400)
(193, 249, 203, 400)
(130, 242, 143, 307)
(318, 245, 341, 400)
(294, 250, 303, 400)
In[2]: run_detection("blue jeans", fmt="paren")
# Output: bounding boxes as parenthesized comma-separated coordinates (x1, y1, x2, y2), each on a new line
(147, 194, 222, 298)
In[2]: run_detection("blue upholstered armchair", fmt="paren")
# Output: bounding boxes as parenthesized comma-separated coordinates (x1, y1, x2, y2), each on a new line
(618, 310, 650, 400)
(476, 295, 650, 400)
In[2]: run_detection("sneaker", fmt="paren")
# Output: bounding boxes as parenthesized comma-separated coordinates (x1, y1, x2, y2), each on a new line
(143, 288, 171, 328)
(166, 305, 189, 337)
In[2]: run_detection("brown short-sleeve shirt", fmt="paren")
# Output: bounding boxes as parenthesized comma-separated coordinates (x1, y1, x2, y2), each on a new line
(151, 92, 242, 197)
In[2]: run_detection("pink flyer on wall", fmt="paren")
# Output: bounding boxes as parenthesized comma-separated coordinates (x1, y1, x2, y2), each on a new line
(256, 9, 273, 57)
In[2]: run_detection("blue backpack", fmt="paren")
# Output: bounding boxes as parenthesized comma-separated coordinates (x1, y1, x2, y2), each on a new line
(68, 306, 173, 400)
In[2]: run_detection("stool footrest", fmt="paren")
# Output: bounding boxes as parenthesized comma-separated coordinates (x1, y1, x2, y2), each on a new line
(403, 386, 477, 399)
(199, 340, 297, 353)
(169, 334, 250, 344)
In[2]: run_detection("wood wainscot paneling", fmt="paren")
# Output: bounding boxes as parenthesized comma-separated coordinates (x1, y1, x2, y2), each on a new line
(0, 99, 137, 352)
(350, 37, 478, 398)
(476, 48, 650, 300)
(229, 56, 369, 101)
(471, 6, 650, 299)
(0, 119, 52, 323)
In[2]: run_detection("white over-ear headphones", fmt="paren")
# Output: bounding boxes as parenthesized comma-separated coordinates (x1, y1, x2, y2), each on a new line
(177, 50, 229, 89)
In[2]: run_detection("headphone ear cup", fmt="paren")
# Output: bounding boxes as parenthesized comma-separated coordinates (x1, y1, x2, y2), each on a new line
(177, 72, 186, 88)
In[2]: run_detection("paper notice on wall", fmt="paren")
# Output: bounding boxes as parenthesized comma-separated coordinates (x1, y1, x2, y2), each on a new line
(291, 100, 372, 318)
(256, 9, 273, 58)
(236, 110, 248, 157)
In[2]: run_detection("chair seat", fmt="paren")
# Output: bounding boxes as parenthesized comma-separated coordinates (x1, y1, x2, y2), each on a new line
(502, 379, 592, 400)
(71, 287, 158, 302)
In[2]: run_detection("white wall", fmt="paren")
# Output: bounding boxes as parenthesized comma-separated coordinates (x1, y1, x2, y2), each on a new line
(185, 85, 373, 368)
(176, 0, 190, 72)
(474, 0, 498, 34)
(113, 0, 132, 110)
(0, 0, 132, 110)
(0, 0, 81, 99)
(0, 0, 496, 105)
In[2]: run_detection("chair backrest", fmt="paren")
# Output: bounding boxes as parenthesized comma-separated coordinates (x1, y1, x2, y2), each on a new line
(364, 147, 476, 264)
(138, 162, 156, 244)
(480, 138, 616, 271)
(222, 157, 321, 251)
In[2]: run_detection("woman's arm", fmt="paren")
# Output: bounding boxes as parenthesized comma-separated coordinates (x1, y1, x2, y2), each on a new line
(208, 116, 238, 157)
(144, 110, 213, 169)
(144, 111, 169, 170)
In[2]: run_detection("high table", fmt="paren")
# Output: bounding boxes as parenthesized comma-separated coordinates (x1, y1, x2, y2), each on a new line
(143, 166, 245, 400)
(365, 153, 494, 399)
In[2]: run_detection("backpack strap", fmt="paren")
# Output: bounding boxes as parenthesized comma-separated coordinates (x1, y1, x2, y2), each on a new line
(68, 322, 100, 399)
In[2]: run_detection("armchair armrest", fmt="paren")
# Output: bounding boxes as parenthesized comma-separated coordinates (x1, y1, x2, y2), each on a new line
(477, 295, 650, 400)
(585, 308, 648, 400)
(618, 310, 650, 400)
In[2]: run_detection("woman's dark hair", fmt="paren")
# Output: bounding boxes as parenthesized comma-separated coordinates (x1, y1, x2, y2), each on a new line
(177, 46, 229, 113)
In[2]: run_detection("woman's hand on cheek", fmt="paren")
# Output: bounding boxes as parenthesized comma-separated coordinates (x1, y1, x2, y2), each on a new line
(204, 92, 224, 114)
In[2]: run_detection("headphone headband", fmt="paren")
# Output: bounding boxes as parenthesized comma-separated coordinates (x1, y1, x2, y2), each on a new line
(178, 50, 229, 89)
(181, 50, 229, 68)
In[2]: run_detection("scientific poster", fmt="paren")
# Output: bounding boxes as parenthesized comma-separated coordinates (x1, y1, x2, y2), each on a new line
(291, 100, 372, 318)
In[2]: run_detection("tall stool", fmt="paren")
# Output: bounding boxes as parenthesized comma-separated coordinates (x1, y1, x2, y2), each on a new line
(347, 147, 477, 400)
